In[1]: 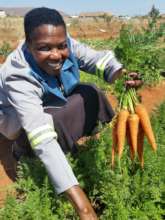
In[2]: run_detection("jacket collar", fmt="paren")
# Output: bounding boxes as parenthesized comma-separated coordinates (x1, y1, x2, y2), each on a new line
(23, 46, 74, 79)
(62, 58, 73, 71)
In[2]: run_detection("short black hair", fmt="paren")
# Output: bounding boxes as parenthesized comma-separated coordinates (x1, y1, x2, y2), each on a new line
(24, 7, 66, 42)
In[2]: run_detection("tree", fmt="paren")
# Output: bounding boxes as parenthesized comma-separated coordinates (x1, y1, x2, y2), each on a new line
(147, 5, 160, 31)
(148, 5, 160, 19)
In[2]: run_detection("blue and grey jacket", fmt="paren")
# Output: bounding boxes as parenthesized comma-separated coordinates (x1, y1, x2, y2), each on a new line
(0, 36, 122, 194)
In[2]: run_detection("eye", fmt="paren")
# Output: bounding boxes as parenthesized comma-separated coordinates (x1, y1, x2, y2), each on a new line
(37, 46, 50, 52)
(58, 43, 68, 50)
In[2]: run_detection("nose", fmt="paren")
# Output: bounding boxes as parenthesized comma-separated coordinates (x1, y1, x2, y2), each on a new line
(49, 48, 62, 60)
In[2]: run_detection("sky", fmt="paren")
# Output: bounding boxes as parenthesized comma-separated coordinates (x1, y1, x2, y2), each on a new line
(0, 0, 164, 16)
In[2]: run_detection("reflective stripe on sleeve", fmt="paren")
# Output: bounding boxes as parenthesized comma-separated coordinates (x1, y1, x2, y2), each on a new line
(28, 124, 57, 148)
(96, 52, 114, 78)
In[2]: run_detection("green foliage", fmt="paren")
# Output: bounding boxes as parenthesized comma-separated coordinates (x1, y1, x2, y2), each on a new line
(80, 70, 113, 92)
(1, 102, 165, 219)
(80, 38, 117, 50)
(0, 158, 78, 220)
(0, 42, 11, 57)
(80, 19, 165, 95)
(114, 24, 164, 87)
(112, 13, 165, 93)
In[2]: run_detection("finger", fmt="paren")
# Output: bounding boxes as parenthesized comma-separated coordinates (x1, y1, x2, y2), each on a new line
(125, 80, 135, 86)
(128, 72, 138, 77)
(125, 80, 143, 88)
(134, 80, 143, 87)
(128, 72, 140, 80)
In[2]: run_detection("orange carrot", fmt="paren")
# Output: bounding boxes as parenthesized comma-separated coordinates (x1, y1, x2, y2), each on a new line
(126, 125, 135, 161)
(127, 113, 139, 155)
(116, 109, 130, 159)
(135, 104, 157, 151)
(137, 123, 145, 168)
(111, 120, 118, 168)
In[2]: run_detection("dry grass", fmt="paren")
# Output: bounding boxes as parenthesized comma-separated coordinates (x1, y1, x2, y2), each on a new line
(68, 17, 124, 39)
(0, 17, 24, 48)
(0, 16, 164, 48)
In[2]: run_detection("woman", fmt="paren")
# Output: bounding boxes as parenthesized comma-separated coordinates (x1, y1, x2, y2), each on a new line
(0, 7, 141, 219)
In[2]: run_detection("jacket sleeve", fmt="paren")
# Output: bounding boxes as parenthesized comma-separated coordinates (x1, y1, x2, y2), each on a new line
(5, 73, 79, 194)
(69, 37, 123, 83)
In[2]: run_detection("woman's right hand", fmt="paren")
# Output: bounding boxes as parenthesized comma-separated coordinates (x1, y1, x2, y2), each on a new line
(125, 72, 143, 88)
(65, 185, 98, 220)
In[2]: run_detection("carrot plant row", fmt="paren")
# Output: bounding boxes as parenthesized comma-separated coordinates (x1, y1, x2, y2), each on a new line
(111, 88, 157, 169)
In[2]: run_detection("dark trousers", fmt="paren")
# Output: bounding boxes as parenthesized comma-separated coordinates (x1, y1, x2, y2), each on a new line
(14, 83, 115, 155)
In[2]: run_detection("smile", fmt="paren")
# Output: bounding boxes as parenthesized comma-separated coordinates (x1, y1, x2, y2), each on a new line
(47, 62, 63, 69)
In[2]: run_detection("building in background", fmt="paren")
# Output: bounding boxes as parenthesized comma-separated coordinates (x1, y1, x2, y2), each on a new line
(0, 10, 6, 18)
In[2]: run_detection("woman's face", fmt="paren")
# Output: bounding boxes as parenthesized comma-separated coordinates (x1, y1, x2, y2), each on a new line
(27, 24, 69, 76)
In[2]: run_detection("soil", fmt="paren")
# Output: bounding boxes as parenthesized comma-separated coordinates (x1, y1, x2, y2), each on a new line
(0, 137, 16, 207)
(138, 81, 165, 114)
(107, 81, 165, 114)
(0, 81, 165, 206)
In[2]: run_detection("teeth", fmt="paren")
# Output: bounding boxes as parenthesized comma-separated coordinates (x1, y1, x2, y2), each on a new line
(48, 62, 62, 68)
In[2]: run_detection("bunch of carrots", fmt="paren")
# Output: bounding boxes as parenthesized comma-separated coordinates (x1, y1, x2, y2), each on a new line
(111, 88, 157, 169)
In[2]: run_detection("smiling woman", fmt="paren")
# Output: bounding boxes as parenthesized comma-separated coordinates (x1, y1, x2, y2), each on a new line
(24, 8, 69, 76)
(0, 7, 141, 220)
(27, 24, 69, 75)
